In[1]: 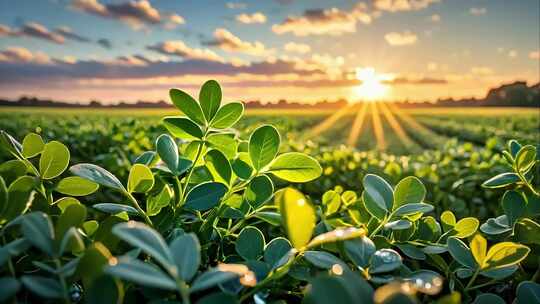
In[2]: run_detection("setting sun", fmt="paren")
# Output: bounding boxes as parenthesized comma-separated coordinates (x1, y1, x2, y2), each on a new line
(354, 67, 391, 101)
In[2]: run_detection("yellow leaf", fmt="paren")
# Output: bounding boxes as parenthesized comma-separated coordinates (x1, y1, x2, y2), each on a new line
(470, 234, 487, 268)
(484, 242, 530, 271)
(277, 188, 315, 250)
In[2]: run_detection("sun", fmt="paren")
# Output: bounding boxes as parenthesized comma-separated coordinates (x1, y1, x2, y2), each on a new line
(353, 67, 390, 101)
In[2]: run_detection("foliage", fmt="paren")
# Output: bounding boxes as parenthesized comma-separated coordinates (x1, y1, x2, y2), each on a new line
(0, 81, 539, 304)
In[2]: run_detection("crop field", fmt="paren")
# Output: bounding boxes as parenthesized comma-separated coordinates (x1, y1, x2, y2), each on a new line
(0, 91, 539, 304)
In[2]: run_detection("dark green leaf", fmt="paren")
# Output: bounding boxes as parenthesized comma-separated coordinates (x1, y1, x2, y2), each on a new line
(210, 102, 243, 129)
(482, 173, 520, 188)
(235, 226, 265, 260)
(105, 257, 177, 290)
(163, 116, 204, 140)
(244, 175, 273, 208)
(363, 174, 393, 212)
(21, 275, 63, 299)
(169, 88, 206, 125)
(169, 233, 200, 282)
(184, 182, 227, 211)
(199, 80, 221, 121)
(70, 163, 125, 191)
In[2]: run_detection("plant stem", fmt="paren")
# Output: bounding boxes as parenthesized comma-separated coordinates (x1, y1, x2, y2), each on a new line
(465, 268, 480, 290)
(173, 176, 183, 209)
(468, 279, 497, 290)
(180, 140, 205, 203)
(175, 279, 191, 304)
(517, 171, 540, 196)
(369, 217, 388, 237)
(54, 259, 71, 304)
(125, 191, 153, 226)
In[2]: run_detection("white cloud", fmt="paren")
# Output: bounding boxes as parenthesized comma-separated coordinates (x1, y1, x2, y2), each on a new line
(374, 0, 441, 12)
(384, 31, 418, 46)
(283, 42, 311, 54)
(508, 49, 518, 58)
(272, 3, 372, 36)
(0, 46, 52, 64)
(147, 41, 224, 62)
(204, 28, 272, 56)
(236, 12, 267, 24)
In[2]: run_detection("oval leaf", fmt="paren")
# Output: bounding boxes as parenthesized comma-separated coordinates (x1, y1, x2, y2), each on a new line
(249, 125, 280, 170)
(268, 152, 322, 183)
(39, 141, 70, 179)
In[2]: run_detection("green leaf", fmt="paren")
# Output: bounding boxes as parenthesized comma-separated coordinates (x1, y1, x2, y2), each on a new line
(207, 133, 238, 159)
(70, 163, 125, 191)
(190, 269, 239, 293)
(112, 221, 175, 272)
(344, 236, 376, 268)
(105, 257, 177, 290)
(22, 133, 44, 158)
(184, 182, 227, 211)
(0, 159, 27, 185)
(277, 188, 315, 250)
(396, 244, 426, 260)
(205, 149, 232, 185)
(244, 175, 273, 208)
(21, 275, 63, 299)
(322, 190, 341, 215)
(235, 226, 265, 261)
(75, 242, 112, 288)
(199, 80, 222, 121)
(453, 217, 479, 238)
(54, 197, 80, 213)
(3, 176, 36, 221)
(393, 176, 426, 208)
(304, 251, 346, 269)
(163, 116, 204, 140)
(169, 88, 206, 125)
(447, 237, 477, 269)
(39, 141, 70, 179)
(362, 174, 394, 212)
(307, 227, 366, 248)
(127, 164, 154, 193)
(253, 211, 281, 226)
(392, 203, 433, 217)
(146, 185, 173, 216)
(156, 134, 180, 176)
(93, 203, 138, 215)
(56, 176, 99, 196)
(441, 210, 456, 232)
(473, 293, 505, 304)
(264, 237, 292, 268)
(134, 151, 156, 165)
(369, 249, 402, 274)
(470, 234, 487, 267)
(268, 152, 322, 182)
(169, 233, 200, 282)
(362, 190, 386, 220)
(514, 218, 540, 245)
(0, 277, 20, 302)
(232, 152, 253, 179)
(482, 173, 520, 188)
(502, 191, 526, 226)
(59, 227, 85, 254)
(384, 220, 412, 230)
(515, 145, 536, 173)
(249, 125, 280, 170)
(21, 212, 54, 256)
(210, 102, 244, 129)
(0, 130, 23, 158)
(197, 292, 239, 304)
(517, 281, 540, 303)
(56, 204, 87, 240)
(85, 275, 124, 304)
(483, 242, 530, 270)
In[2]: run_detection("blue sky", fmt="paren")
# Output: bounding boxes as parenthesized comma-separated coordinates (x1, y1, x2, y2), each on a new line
(0, 0, 538, 103)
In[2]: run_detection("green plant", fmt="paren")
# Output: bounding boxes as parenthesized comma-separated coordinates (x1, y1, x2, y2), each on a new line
(0, 81, 538, 304)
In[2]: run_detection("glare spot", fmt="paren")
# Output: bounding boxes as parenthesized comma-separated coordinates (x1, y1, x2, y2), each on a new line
(108, 257, 118, 266)
(331, 264, 343, 275)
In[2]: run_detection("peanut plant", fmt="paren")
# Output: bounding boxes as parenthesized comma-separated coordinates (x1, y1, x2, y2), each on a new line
(0, 80, 538, 304)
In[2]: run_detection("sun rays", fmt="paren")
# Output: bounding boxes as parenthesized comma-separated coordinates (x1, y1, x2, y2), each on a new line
(307, 99, 432, 152)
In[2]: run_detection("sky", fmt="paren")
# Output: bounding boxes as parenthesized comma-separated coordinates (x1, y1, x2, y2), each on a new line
(0, 0, 539, 104)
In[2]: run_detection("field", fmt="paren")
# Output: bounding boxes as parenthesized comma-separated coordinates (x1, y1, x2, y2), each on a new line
(0, 101, 539, 304)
